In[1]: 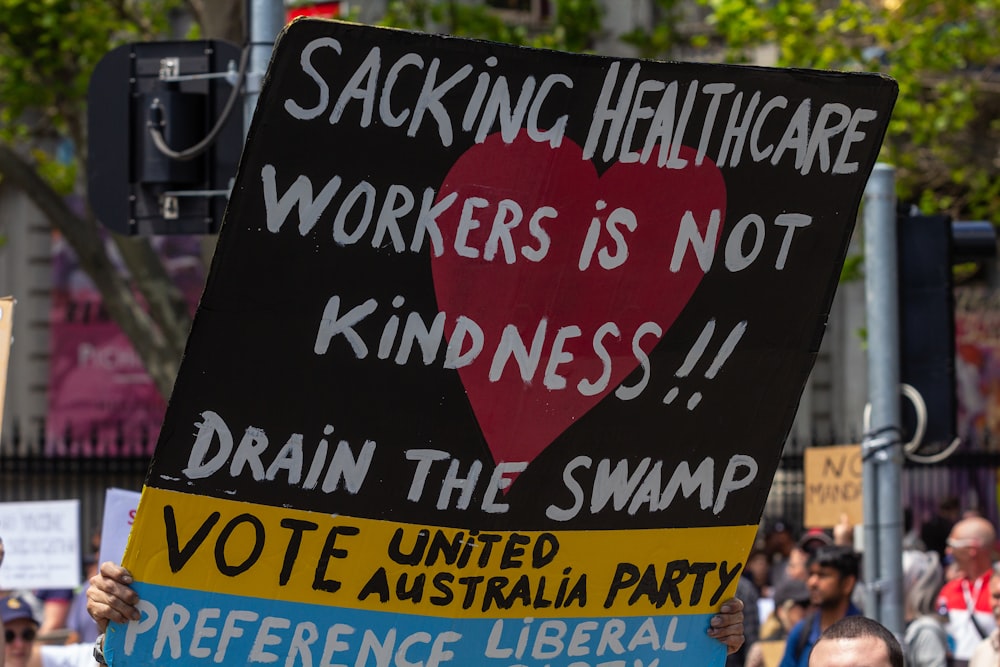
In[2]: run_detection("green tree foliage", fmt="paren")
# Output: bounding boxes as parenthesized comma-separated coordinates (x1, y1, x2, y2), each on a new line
(690, 0, 1000, 220)
(381, 0, 602, 52)
(1, 0, 181, 183)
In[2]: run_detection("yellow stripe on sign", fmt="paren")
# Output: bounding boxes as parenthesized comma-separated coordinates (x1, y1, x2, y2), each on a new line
(125, 487, 755, 619)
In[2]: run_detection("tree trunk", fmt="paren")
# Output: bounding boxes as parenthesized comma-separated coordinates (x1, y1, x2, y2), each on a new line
(0, 145, 180, 398)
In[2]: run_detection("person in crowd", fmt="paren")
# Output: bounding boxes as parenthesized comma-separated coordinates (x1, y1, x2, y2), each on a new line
(797, 529, 833, 555)
(766, 519, 798, 588)
(1, 595, 93, 667)
(936, 516, 996, 666)
(923, 496, 961, 561)
(83, 562, 752, 660)
(969, 562, 1000, 667)
(32, 591, 72, 639)
(1, 535, 6, 667)
(831, 514, 855, 549)
(902, 549, 948, 667)
(746, 548, 771, 596)
(808, 616, 903, 667)
(746, 578, 811, 667)
(784, 545, 810, 583)
(778, 545, 862, 667)
(728, 555, 764, 667)
(0, 597, 33, 667)
(64, 554, 99, 647)
(904, 507, 928, 551)
(64, 528, 101, 646)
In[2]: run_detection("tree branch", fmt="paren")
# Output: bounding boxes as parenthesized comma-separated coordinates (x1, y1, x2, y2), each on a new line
(110, 233, 192, 362)
(0, 144, 180, 397)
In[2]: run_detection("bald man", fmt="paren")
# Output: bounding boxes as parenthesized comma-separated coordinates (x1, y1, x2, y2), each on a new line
(936, 516, 997, 666)
(808, 616, 903, 667)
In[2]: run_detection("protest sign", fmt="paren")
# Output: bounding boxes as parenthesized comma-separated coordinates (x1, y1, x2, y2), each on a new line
(110, 19, 897, 667)
(804, 444, 863, 528)
(0, 500, 80, 590)
(758, 640, 786, 667)
(0, 297, 12, 443)
(98, 488, 141, 567)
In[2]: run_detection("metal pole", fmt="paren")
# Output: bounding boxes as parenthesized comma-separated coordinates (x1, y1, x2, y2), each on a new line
(244, 0, 284, 137)
(862, 163, 904, 636)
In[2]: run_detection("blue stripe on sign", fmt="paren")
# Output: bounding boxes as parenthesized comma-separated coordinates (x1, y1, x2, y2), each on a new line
(104, 582, 728, 666)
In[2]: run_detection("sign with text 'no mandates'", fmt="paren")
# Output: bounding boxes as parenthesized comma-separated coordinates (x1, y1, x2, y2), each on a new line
(804, 444, 863, 528)
(110, 19, 897, 667)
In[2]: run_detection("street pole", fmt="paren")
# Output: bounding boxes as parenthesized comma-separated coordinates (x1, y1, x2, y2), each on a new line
(862, 163, 904, 636)
(245, 0, 285, 137)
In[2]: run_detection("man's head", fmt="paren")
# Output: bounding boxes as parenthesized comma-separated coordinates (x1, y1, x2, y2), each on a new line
(989, 562, 1000, 622)
(1, 596, 38, 667)
(939, 496, 961, 520)
(798, 529, 833, 556)
(765, 519, 796, 558)
(947, 516, 995, 578)
(807, 545, 859, 611)
(903, 549, 943, 620)
(786, 546, 810, 582)
(774, 578, 811, 630)
(808, 616, 903, 667)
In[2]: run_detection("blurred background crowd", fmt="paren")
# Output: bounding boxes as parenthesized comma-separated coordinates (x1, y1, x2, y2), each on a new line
(730, 497, 1000, 667)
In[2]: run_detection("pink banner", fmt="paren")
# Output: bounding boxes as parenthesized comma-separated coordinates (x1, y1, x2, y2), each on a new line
(955, 286, 1000, 445)
(46, 233, 206, 456)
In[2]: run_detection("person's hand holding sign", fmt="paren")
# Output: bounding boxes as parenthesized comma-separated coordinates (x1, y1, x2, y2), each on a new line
(86, 562, 140, 632)
(710, 597, 745, 654)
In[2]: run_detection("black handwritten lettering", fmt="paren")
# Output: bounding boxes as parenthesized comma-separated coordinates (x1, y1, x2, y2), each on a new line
(712, 561, 742, 605)
(357, 566, 390, 602)
(163, 505, 220, 574)
(387, 527, 429, 565)
(658, 560, 688, 608)
(687, 561, 716, 605)
(278, 518, 319, 586)
(214, 513, 266, 576)
(429, 572, 455, 606)
(425, 530, 464, 566)
(604, 559, 736, 609)
(604, 563, 640, 608)
(312, 525, 359, 593)
(396, 572, 425, 602)
(458, 575, 484, 609)
(533, 534, 559, 567)
(499, 534, 530, 569)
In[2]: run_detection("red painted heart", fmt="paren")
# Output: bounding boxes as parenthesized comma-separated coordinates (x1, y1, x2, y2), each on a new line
(432, 132, 726, 467)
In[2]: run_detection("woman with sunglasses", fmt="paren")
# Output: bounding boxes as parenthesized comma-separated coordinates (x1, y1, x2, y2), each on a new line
(0, 596, 93, 667)
(1, 595, 37, 667)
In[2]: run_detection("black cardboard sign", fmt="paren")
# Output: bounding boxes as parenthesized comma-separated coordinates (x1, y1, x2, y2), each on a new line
(112, 19, 897, 667)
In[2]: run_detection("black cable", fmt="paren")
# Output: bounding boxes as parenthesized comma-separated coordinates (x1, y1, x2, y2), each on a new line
(147, 40, 250, 161)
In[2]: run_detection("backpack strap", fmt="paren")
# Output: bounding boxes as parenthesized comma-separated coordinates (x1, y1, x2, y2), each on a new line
(794, 610, 818, 662)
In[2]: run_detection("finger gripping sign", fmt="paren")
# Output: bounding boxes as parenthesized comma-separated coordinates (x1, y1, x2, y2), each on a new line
(111, 19, 896, 667)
